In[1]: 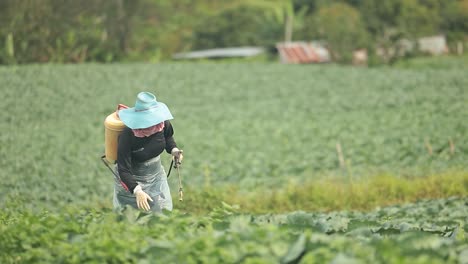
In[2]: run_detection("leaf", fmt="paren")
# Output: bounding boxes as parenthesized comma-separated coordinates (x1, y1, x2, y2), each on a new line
(330, 253, 360, 264)
(459, 249, 468, 264)
(281, 233, 307, 264)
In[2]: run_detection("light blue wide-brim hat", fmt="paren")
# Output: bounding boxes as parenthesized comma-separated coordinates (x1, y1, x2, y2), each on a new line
(118, 92, 173, 129)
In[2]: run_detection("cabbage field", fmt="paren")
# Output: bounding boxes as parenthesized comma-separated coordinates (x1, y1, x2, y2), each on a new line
(1, 58, 467, 263)
(1, 198, 467, 263)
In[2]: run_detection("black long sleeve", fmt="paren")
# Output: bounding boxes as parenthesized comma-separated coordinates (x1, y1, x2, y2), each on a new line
(117, 128, 138, 193)
(117, 120, 178, 193)
(164, 120, 177, 154)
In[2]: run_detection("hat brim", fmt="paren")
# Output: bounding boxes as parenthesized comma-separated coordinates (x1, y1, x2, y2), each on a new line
(118, 102, 173, 129)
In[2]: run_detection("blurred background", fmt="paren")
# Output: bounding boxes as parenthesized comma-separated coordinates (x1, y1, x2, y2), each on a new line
(1, 0, 467, 65)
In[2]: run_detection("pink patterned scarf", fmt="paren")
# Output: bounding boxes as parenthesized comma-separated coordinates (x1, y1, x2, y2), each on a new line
(132, 122, 165, 137)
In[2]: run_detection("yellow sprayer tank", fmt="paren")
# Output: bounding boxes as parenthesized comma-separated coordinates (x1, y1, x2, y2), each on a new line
(104, 105, 127, 163)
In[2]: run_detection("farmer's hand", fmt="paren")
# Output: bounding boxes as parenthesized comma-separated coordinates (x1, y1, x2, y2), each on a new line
(133, 185, 153, 211)
(171, 148, 184, 165)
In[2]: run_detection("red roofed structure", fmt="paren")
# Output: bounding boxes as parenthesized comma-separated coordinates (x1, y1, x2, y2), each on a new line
(276, 42, 331, 64)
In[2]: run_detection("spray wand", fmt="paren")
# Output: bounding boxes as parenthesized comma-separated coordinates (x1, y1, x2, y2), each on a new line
(174, 160, 183, 201)
(167, 153, 184, 201)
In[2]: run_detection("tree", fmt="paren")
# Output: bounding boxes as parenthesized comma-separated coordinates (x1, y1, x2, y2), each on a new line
(212, 0, 296, 42)
(397, 0, 440, 38)
(438, 0, 468, 42)
(190, 5, 283, 50)
(304, 3, 369, 63)
(359, 0, 443, 63)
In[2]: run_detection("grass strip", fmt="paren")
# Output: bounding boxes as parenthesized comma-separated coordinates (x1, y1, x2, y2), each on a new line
(175, 171, 468, 215)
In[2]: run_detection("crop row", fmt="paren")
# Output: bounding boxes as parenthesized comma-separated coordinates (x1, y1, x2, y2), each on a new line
(1, 198, 466, 263)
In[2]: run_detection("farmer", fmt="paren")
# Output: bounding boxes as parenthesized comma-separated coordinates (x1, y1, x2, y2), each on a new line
(113, 91, 183, 212)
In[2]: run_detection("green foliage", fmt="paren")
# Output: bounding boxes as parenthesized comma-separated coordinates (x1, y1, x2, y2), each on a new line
(0, 0, 466, 64)
(439, 0, 468, 42)
(397, 0, 440, 38)
(393, 54, 468, 69)
(0, 62, 467, 211)
(301, 2, 369, 63)
(175, 172, 468, 215)
(0, 58, 467, 262)
(357, 0, 457, 64)
(0, 198, 467, 263)
(191, 5, 283, 49)
(0, 0, 139, 63)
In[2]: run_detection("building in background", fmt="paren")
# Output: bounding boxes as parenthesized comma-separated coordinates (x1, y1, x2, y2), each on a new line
(173, 47, 265, 60)
(418, 35, 448, 56)
(276, 42, 331, 64)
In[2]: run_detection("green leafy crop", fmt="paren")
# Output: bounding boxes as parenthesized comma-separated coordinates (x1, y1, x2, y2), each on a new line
(0, 61, 467, 262)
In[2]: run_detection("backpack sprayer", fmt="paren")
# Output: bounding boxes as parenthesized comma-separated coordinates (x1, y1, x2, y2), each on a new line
(102, 104, 184, 201)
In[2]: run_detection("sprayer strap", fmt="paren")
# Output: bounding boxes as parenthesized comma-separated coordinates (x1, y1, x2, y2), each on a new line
(101, 155, 119, 179)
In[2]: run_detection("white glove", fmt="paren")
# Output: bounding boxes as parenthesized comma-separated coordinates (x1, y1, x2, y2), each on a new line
(133, 185, 153, 211)
(171, 148, 184, 165)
